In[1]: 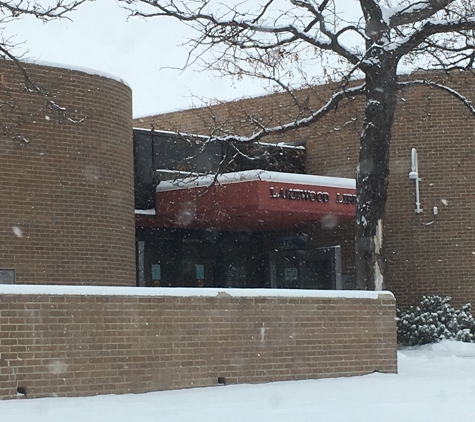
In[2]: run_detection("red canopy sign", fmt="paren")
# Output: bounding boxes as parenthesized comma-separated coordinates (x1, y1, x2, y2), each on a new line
(136, 170, 356, 231)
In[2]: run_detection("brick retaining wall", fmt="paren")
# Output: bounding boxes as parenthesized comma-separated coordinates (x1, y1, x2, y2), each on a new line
(0, 286, 396, 399)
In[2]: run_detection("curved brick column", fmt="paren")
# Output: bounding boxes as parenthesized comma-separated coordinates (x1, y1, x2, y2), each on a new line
(0, 61, 135, 286)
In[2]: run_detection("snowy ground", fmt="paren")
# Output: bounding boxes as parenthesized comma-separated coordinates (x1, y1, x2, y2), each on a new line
(2, 340, 475, 421)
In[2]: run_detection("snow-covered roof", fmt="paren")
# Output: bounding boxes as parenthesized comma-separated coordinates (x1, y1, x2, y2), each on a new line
(0, 284, 392, 300)
(133, 127, 209, 140)
(25, 59, 130, 87)
(135, 209, 156, 215)
(133, 128, 305, 149)
(156, 170, 356, 192)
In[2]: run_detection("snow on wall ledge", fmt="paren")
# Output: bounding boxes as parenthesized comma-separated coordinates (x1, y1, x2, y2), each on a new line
(26, 59, 130, 87)
(0, 284, 392, 300)
(0, 286, 397, 399)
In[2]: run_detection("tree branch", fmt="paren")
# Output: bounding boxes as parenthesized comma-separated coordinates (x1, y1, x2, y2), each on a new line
(359, 0, 386, 40)
(122, 0, 362, 66)
(393, 16, 475, 58)
(0, 44, 86, 124)
(398, 78, 475, 116)
(212, 83, 365, 144)
(388, 0, 457, 28)
(0, 1, 90, 21)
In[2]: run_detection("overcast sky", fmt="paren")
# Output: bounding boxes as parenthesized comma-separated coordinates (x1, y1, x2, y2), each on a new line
(4, 0, 268, 117)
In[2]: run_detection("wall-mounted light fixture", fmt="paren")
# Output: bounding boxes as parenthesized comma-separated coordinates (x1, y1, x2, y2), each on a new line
(408, 148, 422, 214)
(409, 148, 438, 225)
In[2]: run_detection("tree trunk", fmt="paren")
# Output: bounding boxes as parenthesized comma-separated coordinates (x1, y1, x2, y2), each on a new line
(355, 62, 398, 291)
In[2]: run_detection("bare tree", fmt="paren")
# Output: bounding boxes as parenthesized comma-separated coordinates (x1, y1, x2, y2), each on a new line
(121, 0, 475, 290)
(0, 1, 90, 140)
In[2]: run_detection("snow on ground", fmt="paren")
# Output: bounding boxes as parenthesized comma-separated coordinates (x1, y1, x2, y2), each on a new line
(2, 340, 475, 421)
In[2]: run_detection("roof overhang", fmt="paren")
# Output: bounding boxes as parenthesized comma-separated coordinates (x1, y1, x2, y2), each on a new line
(136, 170, 356, 231)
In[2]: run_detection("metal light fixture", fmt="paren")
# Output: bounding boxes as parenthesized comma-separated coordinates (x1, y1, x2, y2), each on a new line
(409, 148, 438, 225)
(409, 148, 422, 214)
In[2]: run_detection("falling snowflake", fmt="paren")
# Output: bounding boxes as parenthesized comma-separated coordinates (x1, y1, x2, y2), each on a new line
(12, 226, 23, 238)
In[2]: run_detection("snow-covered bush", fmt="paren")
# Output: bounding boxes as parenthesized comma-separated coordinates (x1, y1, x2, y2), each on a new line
(397, 296, 475, 346)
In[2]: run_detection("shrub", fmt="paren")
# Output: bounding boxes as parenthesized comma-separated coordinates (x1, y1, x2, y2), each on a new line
(397, 295, 475, 346)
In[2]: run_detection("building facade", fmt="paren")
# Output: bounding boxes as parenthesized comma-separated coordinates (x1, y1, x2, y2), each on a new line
(134, 129, 355, 291)
(1, 59, 474, 309)
(0, 62, 397, 399)
(135, 72, 475, 308)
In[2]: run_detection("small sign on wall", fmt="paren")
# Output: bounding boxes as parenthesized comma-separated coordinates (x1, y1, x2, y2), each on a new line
(152, 264, 161, 287)
(284, 267, 298, 281)
(0, 269, 15, 284)
(276, 235, 307, 251)
(152, 264, 161, 280)
(195, 264, 205, 280)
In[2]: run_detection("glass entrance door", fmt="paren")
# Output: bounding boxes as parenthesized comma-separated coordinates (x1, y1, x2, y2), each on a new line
(269, 246, 342, 290)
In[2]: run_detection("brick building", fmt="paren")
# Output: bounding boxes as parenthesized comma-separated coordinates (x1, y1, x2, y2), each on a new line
(1, 59, 474, 309)
(0, 61, 398, 400)
(135, 72, 475, 308)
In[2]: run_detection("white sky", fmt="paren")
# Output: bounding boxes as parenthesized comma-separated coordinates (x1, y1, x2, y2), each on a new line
(4, 0, 267, 117)
(2, 1, 448, 119)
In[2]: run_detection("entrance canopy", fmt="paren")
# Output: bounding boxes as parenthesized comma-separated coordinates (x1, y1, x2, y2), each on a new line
(136, 170, 356, 231)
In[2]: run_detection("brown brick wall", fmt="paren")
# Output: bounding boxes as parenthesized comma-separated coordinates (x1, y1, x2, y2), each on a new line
(302, 73, 475, 308)
(0, 61, 136, 286)
(386, 74, 475, 308)
(135, 72, 475, 308)
(0, 286, 397, 399)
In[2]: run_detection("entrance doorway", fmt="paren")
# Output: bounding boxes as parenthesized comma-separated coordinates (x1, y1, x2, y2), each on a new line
(269, 246, 342, 290)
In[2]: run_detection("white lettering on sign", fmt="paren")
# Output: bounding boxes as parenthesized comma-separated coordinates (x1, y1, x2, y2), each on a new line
(269, 188, 356, 205)
(336, 193, 357, 205)
(269, 187, 329, 203)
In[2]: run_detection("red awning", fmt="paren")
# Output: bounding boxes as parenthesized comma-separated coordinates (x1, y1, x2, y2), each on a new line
(136, 170, 356, 231)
